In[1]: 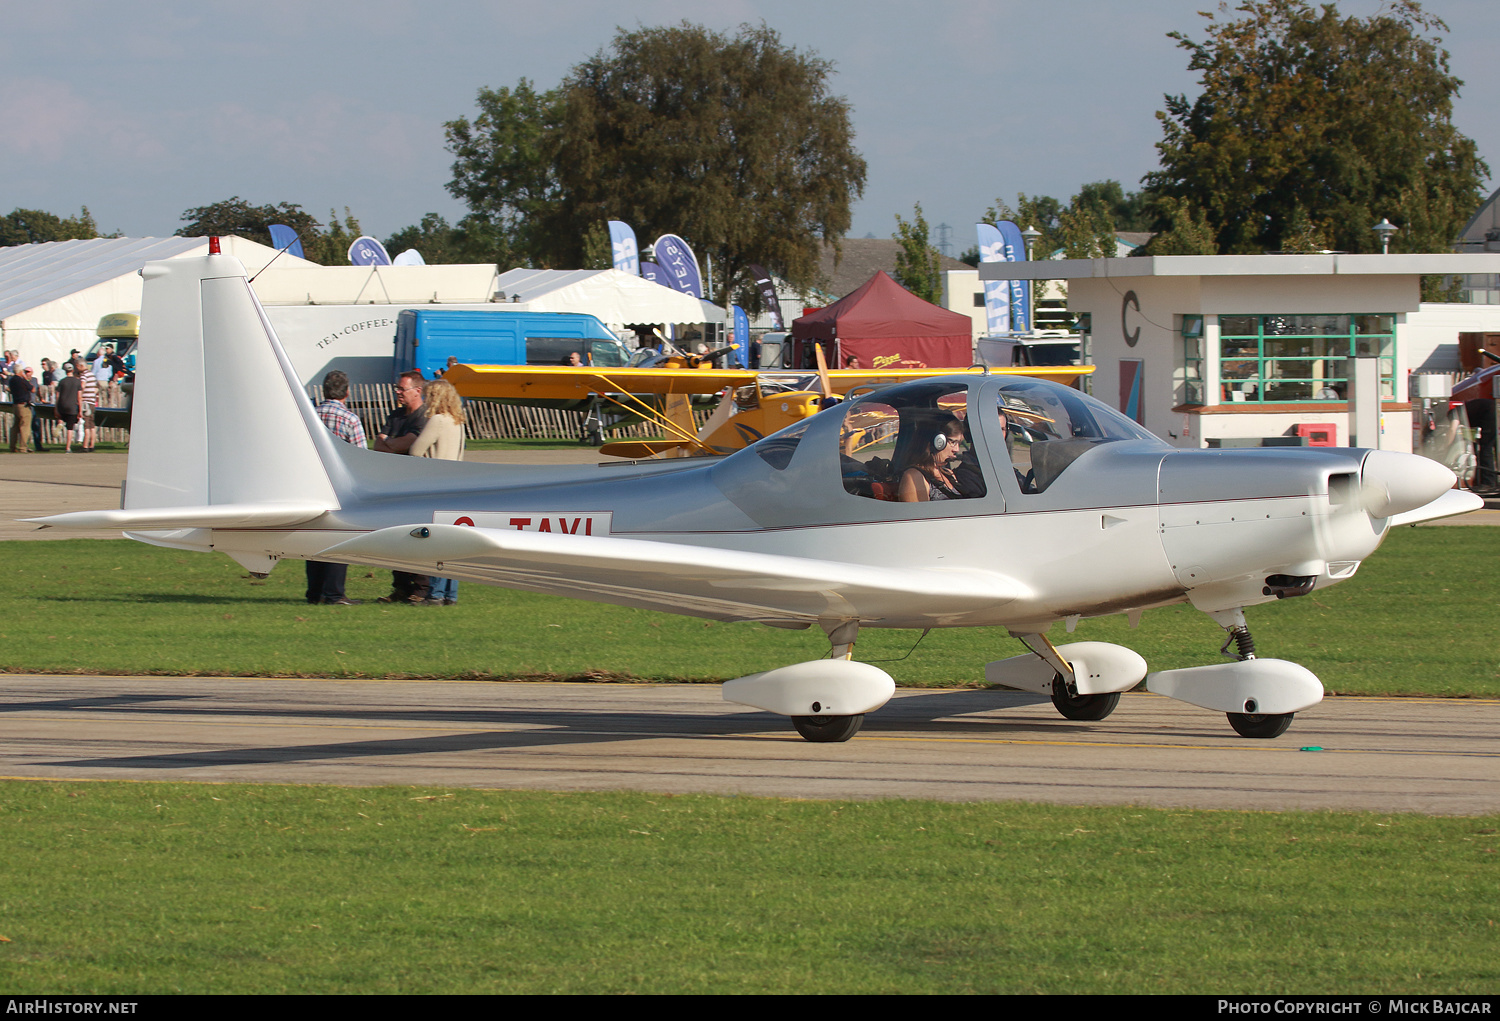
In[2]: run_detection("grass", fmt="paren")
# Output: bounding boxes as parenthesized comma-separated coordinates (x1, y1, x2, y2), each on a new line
(0, 527, 1494, 696)
(463, 437, 592, 451)
(0, 782, 1495, 994)
(0, 529, 1493, 994)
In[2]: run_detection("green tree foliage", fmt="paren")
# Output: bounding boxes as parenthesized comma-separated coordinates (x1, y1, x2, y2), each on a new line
(1146, 0, 1489, 254)
(985, 185, 1147, 260)
(443, 79, 563, 269)
(580, 220, 613, 271)
(175, 198, 364, 266)
(382, 213, 513, 266)
(1131, 197, 1217, 256)
(892, 203, 942, 303)
(1072, 181, 1154, 233)
(0, 206, 100, 246)
(445, 22, 867, 302)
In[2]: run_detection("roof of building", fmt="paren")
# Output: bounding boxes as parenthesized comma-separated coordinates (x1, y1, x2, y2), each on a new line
(813, 238, 970, 301)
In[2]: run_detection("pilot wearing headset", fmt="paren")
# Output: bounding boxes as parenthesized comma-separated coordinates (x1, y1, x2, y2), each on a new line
(898, 418, 967, 502)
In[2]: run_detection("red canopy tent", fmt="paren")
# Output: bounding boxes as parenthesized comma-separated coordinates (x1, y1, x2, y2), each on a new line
(790, 271, 973, 370)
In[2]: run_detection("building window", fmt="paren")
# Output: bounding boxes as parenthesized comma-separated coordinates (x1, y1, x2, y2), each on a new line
(1217, 314, 1395, 403)
(1181, 316, 1205, 405)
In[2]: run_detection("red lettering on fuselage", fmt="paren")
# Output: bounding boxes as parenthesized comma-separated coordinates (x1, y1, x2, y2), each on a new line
(436, 511, 610, 536)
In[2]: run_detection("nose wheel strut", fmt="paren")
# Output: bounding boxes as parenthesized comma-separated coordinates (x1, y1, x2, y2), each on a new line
(1212, 609, 1295, 739)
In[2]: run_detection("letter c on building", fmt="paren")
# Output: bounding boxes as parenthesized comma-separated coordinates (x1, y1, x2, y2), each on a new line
(1122, 290, 1140, 347)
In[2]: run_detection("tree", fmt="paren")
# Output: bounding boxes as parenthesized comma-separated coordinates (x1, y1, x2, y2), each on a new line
(1130, 197, 1217, 256)
(892, 204, 942, 303)
(175, 198, 363, 266)
(1145, 0, 1489, 255)
(0, 206, 100, 246)
(1072, 181, 1153, 233)
(443, 79, 564, 269)
(985, 193, 1066, 259)
(382, 212, 514, 265)
(445, 22, 867, 302)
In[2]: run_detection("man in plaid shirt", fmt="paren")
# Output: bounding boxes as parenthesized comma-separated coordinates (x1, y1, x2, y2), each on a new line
(306, 370, 366, 605)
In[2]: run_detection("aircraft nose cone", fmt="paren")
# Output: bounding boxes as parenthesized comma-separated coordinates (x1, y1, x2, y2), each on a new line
(1360, 449, 1456, 518)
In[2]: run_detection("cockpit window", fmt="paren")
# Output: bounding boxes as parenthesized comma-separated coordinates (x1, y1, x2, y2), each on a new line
(755, 416, 815, 470)
(996, 379, 1157, 493)
(840, 384, 986, 502)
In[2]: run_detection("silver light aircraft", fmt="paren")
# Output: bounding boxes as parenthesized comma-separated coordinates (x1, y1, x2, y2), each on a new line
(29, 253, 1483, 742)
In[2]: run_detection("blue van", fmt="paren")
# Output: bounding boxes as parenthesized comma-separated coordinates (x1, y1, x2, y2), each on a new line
(394, 309, 628, 382)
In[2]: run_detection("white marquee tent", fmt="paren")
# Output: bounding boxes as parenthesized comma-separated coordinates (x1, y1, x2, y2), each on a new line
(0, 239, 710, 369)
(491, 268, 705, 329)
(0, 236, 313, 366)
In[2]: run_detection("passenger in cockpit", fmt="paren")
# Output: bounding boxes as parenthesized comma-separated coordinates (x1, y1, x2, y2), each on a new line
(898, 418, 966, 502)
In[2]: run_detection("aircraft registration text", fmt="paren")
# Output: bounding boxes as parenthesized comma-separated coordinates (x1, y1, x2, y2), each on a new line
(433, 511, 612, 535)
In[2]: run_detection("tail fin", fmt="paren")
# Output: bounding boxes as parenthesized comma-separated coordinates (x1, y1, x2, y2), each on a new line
(32, 254, 339, 530)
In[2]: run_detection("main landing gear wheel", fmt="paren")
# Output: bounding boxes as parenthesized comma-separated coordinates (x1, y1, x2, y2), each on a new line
(1227, 712, 1294, 739)
(1050, 676, 1120, 722)
(791, 714, 865, 743)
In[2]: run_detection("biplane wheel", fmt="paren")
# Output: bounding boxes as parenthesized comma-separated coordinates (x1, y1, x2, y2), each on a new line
(1050, 676, 1120, 722)
(791, 714, 865, 743)
(1226, 712, 1294, 739)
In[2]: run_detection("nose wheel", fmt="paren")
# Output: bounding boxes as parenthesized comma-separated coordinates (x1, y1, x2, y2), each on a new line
(1226, 711, 1294, 738)
(792, 714, 865, 742)
(1211, 609, 1298, 738)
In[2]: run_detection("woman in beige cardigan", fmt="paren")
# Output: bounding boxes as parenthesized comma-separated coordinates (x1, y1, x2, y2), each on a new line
(411, 379, 466, 603)
(410, 378, 466, 461)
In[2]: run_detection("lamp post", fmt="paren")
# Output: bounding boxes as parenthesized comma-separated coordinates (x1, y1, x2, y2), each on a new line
(1020, 225, 1042, 334)
(1020, 225, 1041, 261)
(1372, 218, 1398, 255)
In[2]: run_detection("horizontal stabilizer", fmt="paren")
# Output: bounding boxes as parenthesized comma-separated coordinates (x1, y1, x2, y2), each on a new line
(25, 503, 333, 531)
(318, 523, 1027, 623)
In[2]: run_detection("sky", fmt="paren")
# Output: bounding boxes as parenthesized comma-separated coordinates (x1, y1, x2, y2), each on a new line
(3, 0, 1497, 257)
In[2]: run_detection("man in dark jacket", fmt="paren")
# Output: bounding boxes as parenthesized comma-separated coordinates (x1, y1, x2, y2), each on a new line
(7, 365, 34, 453)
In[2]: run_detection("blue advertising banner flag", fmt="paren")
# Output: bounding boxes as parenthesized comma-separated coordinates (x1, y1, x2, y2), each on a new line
(348, 236, 391, 266)
(652, 234, 703, 298)
(608, 221, 639, 275)
(731, 305, 751, 368)
(996, 221, 1031, 333)
(640, 261, 667, 287)
(268, 224, 305, 260)
(975, 223, 1010, 334)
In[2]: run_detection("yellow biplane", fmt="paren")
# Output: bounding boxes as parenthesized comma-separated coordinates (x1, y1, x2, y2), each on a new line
(446, 356, 1094, 459)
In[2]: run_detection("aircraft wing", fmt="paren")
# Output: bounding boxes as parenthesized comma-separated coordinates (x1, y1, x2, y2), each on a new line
(317, 523, 1028, 624)
(446, 364, 760, 399)
(816, 365, 1093, 392)
(446, 363, 1094, 401)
